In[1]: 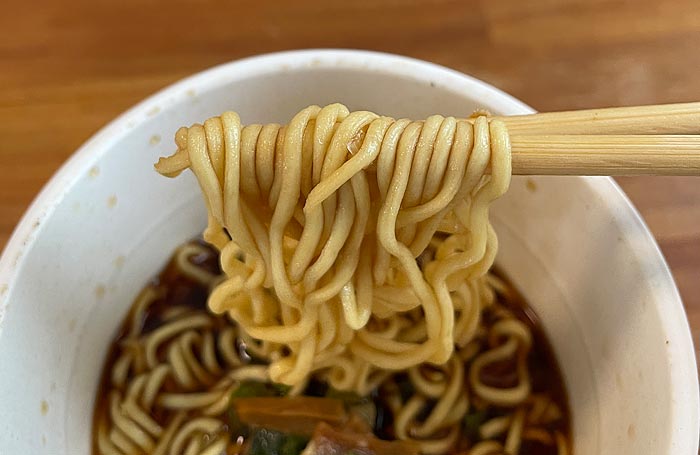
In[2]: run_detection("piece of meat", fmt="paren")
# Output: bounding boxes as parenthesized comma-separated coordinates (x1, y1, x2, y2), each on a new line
(302, 422, 420, 455)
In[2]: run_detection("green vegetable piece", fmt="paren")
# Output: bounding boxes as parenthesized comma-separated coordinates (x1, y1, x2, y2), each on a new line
(248, 428, 309, 455)
(325, 387, 376, 427)
(464, 410, 488, 440)
(280, 434, 310, 455)
(273, 383, 293, 396)
(227, 406, 249, 438)
(249, 428, 286, 455)
(231, 380, 290, 399)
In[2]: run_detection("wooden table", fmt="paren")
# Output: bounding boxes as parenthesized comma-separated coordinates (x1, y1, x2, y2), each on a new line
(1, 0, 698, 366)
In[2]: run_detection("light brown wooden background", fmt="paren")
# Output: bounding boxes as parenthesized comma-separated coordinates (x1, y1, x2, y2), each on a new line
(1, 0, 698, 366)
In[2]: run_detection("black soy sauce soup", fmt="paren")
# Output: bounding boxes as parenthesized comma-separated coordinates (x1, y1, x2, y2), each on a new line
(92, 243, 571, 455)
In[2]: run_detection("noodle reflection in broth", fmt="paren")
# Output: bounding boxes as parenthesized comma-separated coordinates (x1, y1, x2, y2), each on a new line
(94, 104, 571, 455)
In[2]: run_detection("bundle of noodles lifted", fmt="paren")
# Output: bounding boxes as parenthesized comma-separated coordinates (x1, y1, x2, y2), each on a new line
(93, 104, 571, 455)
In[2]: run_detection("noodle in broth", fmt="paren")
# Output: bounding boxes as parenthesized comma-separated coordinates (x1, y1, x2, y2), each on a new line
(93, 241, 570, 455)
(94, 104, 571, 455)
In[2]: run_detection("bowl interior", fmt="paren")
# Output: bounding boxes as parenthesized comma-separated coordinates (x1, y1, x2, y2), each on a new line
(0, 50, 696, 454)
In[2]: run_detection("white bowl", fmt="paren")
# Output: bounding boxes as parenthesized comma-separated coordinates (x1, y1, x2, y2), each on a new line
(0, 50, 697, 454)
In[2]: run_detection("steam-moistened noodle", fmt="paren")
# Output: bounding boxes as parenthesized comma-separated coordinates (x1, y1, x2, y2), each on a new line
(93, 104, 571, 455)
(154, 104, 510, 387)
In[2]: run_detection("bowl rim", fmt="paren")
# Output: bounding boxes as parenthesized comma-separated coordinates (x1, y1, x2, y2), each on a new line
(0, 49, 697, 453)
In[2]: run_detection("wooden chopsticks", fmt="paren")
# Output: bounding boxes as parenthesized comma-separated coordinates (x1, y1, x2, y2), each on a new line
(489, 102, 700, 175)
(510, 134, 700, 175)
(498, 102, 700, 136)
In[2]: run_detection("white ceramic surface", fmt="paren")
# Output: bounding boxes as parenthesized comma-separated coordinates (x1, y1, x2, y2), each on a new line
(0, 50, 697, 455)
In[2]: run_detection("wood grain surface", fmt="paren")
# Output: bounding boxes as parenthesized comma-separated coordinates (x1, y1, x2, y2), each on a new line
(1, 0, 698, 367)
